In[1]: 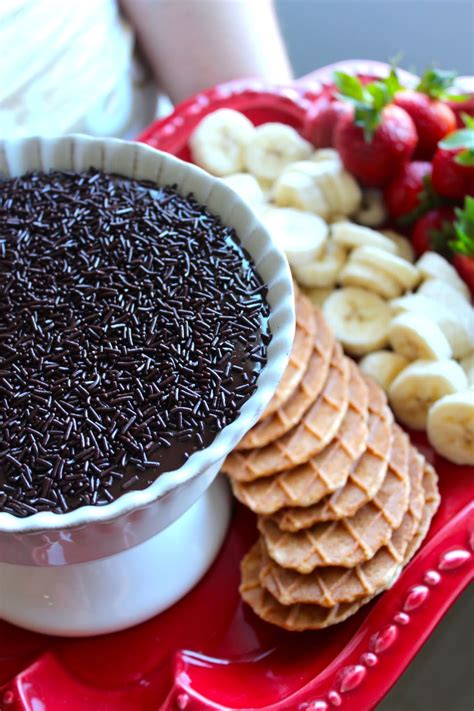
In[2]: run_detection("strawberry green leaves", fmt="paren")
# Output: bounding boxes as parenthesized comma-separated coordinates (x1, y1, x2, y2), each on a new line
(333, 72, 366, 101)
(440, 114, 474, 165)
(334, 69, 402, 142)
(416, 67, 458, 100)
(452, 196, 474, 256)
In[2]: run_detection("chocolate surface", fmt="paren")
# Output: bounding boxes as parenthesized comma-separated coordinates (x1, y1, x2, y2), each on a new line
(0, 169, 271, 516)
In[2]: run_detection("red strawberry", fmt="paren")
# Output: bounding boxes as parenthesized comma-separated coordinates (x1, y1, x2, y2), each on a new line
(335, 104, 417, 186)
(333, 70, 417, 186)
(446, 94, 474, 127)
(411, 206, 455, 256)
(432, 146, 474, 199)
(394, 90, 456, 159)
(432, 115, 474, 199)
(453, 253, 474, 291)
(432, 115, 474, 201)
(393, 68, 460, 158)
(451, 196, 474, 291)
(384, 161, 432, 219)
(305, 99, 352, 147)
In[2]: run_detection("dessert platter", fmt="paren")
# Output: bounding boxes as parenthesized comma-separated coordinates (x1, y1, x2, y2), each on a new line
(0, 61, 473, 710)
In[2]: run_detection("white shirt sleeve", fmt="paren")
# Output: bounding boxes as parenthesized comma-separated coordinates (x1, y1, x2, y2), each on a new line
(0, 0, 158, 139)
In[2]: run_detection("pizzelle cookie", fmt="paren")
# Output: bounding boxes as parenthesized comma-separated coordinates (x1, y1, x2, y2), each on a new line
(236, 309, 333, 450)
(230, 297, 441, 632)
(222, 342, 349, 481)
(258, 430, 411, 572)
(240, 540, 371, 632)
(405, 462, 440, 562)
(261, 291, 317, 419)
(273, 379, 393, 531)
(259, 446, 425, 607)
(229, 360, 368, 515)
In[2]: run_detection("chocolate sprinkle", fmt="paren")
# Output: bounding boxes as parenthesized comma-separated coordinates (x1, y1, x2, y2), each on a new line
(0, 169, 271, 516)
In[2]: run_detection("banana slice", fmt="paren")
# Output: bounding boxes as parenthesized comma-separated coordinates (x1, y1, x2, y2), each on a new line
(351, 245, 420, 291)
(324, 170, 362, 216)
(323, 286, 392, 356)
(381, 230, 415, 263)
(339, 260, 403, 299)
(427, 391, 474, 465)
(416, 252, 471, 302)
(289, 159, 339, 175)
(273, 169, 331, 219)
(355, 189, 387, 227)
(391, 293, 473, 358)
(261, 207, 328, 266)
(359, 350, 409, 392)
(388, 359, 468, 430)
(256, 177, 274, 198)
(388, 312, 452, 361)
(292, 240, 347, 288)
(331, 221, 397, 253)
(244, 123, 312, 182)
(221, 173, 265, 207)
(329, 214, 347, 224)
(189, 109, 255, 176)
(289, 160, 343, 213)
(311, 149, 342, 166)
(418, 280, 474, 331)
(301, 286, 333, 308)
(460, 353, 474, 386)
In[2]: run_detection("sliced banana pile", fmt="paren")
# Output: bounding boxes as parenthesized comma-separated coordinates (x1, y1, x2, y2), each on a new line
(189, 109, 364, 243)
(355, 253, 474, 466)
(319, 247, 473, 465)
(189, 109, 473, 465)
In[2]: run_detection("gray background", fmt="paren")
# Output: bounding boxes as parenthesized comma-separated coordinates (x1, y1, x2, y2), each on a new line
(276, 0, 474, 77)
(274, 1, 474, 709)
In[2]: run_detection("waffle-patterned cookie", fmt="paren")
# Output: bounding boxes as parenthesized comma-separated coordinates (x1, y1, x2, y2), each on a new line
(236, 309, 333, 450)
(259, 446, 425, 606)
(241, 458, 439, 631)
(258, 431, 410, 572)
(261, 291, 317, 418)
(229, 360, 368, 515)
(222, 343, 350, 481)
(273, 380, 393, 531)
(240, 540, 370, 631)
(405, 462, 440, 562)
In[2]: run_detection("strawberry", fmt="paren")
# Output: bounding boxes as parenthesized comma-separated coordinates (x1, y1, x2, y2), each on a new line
(451, 196, 474, 291)
(432, 115, 474, 199)
(305, 99, 352, 148)
(333, 70, 417, 186)
(394, 68, 457, 159)
(445, 94, 474, 127)
(384, 161, 432, 219)
(453, 253, 474, 292)
(411, 207, 456, 257)
(335, 104, 417, 186)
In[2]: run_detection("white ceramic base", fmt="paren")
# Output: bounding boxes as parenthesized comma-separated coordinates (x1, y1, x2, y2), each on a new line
(0, 477, 231, 637)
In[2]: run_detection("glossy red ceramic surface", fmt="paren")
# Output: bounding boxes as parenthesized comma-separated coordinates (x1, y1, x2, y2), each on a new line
(1, 62, 473, 711)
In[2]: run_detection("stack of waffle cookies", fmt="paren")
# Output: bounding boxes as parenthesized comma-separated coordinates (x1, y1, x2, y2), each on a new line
(221, 289, 440, 631)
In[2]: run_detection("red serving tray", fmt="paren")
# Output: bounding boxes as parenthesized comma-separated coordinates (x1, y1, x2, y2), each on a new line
(1, 63, 473, 711)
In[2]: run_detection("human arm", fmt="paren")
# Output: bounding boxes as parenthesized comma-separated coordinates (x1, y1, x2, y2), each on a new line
(120, 0, 293, 104)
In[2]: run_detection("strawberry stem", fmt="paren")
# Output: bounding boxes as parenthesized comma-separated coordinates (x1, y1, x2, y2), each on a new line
(415, 67, 458, 100)
(334, 69, 402, 142)
(451, 196, 474, 256)
(439, 116, 474, 164)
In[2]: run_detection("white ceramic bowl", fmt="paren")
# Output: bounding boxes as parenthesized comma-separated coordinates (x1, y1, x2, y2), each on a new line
(0, 134, 295, 567)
